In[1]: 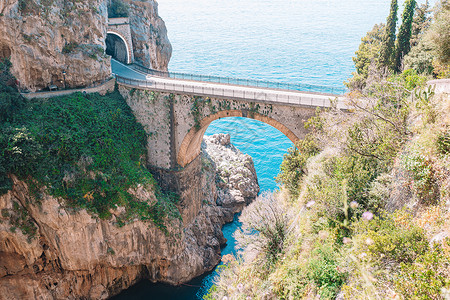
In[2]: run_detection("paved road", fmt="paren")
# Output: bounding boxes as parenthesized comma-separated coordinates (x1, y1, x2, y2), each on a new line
(111, 59, 147, 80)
(111, 59, 348, 109)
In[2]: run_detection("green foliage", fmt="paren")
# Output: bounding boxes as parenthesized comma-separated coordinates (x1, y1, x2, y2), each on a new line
(6, 201, 38, 242)
(414, 84, 436, 124)
(404, 39, 435, 75)
(405, 0, 450, 78)
(0, 60, 24, 123)
(62, 42, 79, 54)
(346, 79, 413, 167)
(437, 130, 450, 155)
(0, 84, 179, 227)
(379, 0, 398, 69)
(395, 0, 417, 71)
(0, 58, 16, 88)
(276, 135, 319, 196)
(307, 245, 348, 299)
(402, 152, 438, 203)
(354, 212, 429, 264)
(0, 127, 42, 183)
(410, 0, 432, 48)
(336, 156, 380, 214)
(191, 96, 206, 130)
(347, 24, 385, 90)
(108, 0, 129, 18)
(394, 245, 450, 299)
(428, 1, 450, 66)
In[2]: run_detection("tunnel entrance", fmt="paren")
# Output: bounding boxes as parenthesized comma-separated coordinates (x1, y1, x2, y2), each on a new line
(105, 32, 129, 64)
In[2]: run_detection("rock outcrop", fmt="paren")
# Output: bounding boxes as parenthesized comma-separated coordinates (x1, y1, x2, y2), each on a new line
(0, 136, 258, 299)
(126, 0, 172, 70)
(0, 0, 171, 91)
(203, 133, 260, 214)
(0, 0, 111, 92)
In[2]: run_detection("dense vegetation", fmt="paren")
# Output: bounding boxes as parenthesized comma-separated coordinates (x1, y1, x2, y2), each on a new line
(108, 0, 129, 18)
(206, 1, 450, 299)
(348, 0, 449, 90)
(0, 58, 179, 231)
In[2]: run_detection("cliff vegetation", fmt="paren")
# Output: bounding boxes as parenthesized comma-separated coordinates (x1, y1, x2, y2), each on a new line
(0, 59, 179, 231)
(206, 1, 450, 299)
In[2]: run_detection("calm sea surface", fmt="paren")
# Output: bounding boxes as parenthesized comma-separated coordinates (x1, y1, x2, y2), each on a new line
(113, 0, 429, 298)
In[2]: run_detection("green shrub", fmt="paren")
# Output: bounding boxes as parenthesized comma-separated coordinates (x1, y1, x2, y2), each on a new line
(108, 0, 129, 18)
(404, 40, 435, 75)
(307, 244, 347, 299)
(0, 84, 179, 227)
(6, 201, 38, 242)
(62, 42, 79, 54)
(353, 212, 429, 264)
(402, 153, 438, 203)
(394, 246, 450, 299)
(276, 135, 319, 196)
(437, 131, 450, 155)
(400, 69, 428, 91)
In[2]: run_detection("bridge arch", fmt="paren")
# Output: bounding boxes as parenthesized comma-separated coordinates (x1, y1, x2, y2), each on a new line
(177, 110, 300, 167)
(106, 31, 132, 64)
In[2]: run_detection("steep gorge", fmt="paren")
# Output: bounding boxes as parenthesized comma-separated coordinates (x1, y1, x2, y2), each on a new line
(0, 0, 258, 298)
(0, 134, 259, 299)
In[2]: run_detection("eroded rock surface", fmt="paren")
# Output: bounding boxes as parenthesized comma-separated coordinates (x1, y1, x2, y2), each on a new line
(203, 133, 259, 213)
(0, 136, 258, 299)
(126, 0, 172, 70)
(0, 0, 171, 92)
(0, 0, 111, 92)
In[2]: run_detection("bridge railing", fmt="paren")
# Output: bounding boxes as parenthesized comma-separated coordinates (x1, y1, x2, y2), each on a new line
(115, 75, 348, 110)
(132, 64, 347, 95)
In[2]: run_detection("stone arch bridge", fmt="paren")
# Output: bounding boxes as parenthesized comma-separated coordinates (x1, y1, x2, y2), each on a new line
(113, 61, 348, 170)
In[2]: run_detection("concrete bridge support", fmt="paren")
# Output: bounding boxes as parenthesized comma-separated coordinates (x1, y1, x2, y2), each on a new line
(118, 85, 319, 170)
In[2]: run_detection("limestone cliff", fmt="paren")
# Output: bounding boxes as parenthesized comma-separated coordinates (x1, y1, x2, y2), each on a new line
(203, 134, 260, 210)
(0, 0, 171, 91)
(0, 0, 111, 92)
(125, 0, 172, 70)
(0, 137, 258, 299)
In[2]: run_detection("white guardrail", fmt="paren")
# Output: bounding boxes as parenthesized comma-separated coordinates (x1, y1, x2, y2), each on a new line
(115, 75, 348, 110)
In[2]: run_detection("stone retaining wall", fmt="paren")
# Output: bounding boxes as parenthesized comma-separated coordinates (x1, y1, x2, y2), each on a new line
(21, 78, 116, 99)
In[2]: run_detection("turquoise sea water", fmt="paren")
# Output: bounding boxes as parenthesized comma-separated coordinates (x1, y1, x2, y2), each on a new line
(113, 0, 432, 298)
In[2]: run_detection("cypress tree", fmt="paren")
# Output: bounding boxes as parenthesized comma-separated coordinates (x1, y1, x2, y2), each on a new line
(395, 0, 417, 72)
(379, 0, 398, 70)
(410, 0, 431, 48)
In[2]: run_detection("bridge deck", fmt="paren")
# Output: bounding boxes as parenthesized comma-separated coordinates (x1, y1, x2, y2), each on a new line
(112, 60, 348, 110)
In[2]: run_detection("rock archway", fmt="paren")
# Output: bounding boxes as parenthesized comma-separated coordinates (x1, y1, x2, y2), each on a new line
(107, 18, 134, 64)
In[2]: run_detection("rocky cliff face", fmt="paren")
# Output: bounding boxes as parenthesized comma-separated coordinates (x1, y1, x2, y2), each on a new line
(0, 0, 111, 92)
(203, 134, 260, 210)
(0, 0, 171, 91)
(126, 0, 172, 70)
(0, 136, 258, 299)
